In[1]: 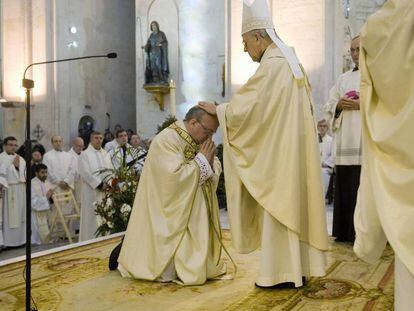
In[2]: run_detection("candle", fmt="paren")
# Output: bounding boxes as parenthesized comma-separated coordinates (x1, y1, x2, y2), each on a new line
(169, 79, 176, 117)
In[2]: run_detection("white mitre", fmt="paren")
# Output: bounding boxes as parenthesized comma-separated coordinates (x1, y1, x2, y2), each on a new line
(242, 0, 304, 79)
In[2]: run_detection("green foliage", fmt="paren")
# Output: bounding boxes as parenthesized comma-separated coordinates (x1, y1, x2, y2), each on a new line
(156, 115, 177, 134)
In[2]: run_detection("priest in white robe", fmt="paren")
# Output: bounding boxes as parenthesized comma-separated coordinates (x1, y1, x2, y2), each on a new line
(104, 138, 118, 153)
(199, 0, 329, 288)
(324, 36, 362, 242)
(43, 135, 75, 194)
(353, 1, 414, 309)
(31, 164, 54, 245)
(109, 129, 146, 173)
(78, 132, 113, 241)
(0, 165, 7, 249)
(118, 107, 226, 285)
(68, 137, 84, 206)
(0, 137, 26, 247)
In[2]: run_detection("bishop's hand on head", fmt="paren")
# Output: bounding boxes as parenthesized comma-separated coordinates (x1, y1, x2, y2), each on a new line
(198, 101, 218, 115)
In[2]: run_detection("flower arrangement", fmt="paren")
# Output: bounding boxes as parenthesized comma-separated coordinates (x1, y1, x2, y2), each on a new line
(94, 163, 140, 236)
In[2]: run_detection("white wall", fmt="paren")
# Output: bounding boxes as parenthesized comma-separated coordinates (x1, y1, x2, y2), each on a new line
(228, 0, 338, 120)
(273, 0, 328, 117)
(1, 0, 136, 149)
(348, 0, 386, 35)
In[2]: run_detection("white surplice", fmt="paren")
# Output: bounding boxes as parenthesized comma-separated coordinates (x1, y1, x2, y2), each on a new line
(0, 164, 5, 246)
(31, 177, 52, 245)
(324, 69, 362, 166)
(43, 149, 75, 190)
(0, 152, 26, 247)
(68, 148, 82, 205)
(104, 139, 118, 153)
(78, 145, 113, 241)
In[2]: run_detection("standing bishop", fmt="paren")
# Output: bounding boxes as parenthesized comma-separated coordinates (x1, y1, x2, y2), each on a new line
(199, 0, 329, 288)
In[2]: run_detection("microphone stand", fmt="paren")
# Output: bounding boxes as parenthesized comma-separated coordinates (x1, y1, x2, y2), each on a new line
(22, 52, 117, 311)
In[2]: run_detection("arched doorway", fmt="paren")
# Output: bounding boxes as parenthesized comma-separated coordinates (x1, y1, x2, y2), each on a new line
(78, 115, 95, 147)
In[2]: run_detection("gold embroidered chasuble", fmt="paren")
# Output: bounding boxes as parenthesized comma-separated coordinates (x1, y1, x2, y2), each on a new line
(118, 121, 225, 285)
(216, 43, 329, 253)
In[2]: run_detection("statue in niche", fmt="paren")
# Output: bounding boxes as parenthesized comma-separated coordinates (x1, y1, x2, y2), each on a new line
(143, 21, 169, 85)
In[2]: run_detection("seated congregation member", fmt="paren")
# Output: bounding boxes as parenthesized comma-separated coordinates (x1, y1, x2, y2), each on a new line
(31, 164, 54, 245)
(118, 106, 226, 285)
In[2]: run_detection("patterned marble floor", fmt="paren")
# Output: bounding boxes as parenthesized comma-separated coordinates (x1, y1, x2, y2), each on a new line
(0, 229, 393, 311)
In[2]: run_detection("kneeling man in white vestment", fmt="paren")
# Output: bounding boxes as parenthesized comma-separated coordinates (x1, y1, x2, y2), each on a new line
(118, 107, 226, 285)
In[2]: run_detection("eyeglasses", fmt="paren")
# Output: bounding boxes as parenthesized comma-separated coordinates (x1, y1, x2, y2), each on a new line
(350, 47, 360, 53)
(197, 120, 216, 135)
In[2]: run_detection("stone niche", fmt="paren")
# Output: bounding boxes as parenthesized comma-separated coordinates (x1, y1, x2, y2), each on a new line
(135, 0, 226, 139)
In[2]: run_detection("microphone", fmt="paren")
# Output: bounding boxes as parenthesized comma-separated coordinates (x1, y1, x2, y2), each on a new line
(23, 52, 118, 81)
(20, 51, 117, 311)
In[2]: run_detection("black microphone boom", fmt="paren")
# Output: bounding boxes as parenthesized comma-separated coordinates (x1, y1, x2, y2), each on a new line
(23, 52, 118, 81)
(22, 52, 116, 311)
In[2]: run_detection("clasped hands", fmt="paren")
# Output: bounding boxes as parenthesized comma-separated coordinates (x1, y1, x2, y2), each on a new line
(199, 138, 216, 167)
(12, 155, 20, 169)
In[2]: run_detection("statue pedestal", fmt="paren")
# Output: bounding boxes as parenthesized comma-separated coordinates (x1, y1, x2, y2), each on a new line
(143, 84, 170, 111)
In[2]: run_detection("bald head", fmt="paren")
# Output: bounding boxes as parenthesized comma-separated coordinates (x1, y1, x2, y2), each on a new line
(184, 106, 219, 144)
(51, 135, 63, 151)
(184, 106, 210, 122)
(72, 137, 84, 154)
